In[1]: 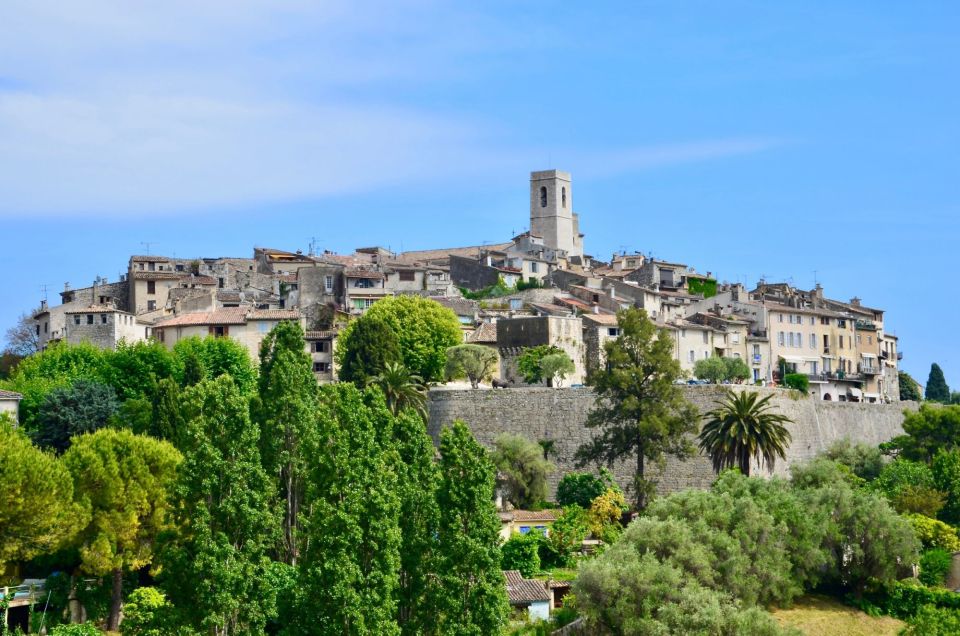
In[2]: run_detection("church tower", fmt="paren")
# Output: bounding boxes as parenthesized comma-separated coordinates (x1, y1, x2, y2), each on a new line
(529, 170, 583, 259)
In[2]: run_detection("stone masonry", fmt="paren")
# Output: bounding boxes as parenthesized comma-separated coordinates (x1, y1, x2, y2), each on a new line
(428, 385, 917, 499)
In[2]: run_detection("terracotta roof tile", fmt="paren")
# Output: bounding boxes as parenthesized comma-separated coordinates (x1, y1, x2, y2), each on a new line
(247, 309, 301, 321)
(510, 510, 559, 522)
(0, 390, 23, 400)
(503, 571, 550, 604)
(153, 308, 249, 327)
(467, 322, 497, 343)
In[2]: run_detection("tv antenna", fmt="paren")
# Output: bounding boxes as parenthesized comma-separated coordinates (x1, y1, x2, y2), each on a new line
(39, 284, 50, 302)
(140, 241, 157, 255)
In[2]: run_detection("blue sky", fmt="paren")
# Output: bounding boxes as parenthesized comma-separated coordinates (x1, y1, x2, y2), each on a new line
(0, 1, 957, 389)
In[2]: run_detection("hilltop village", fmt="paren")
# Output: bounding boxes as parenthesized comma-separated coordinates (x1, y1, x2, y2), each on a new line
(29, 169, 901, 404)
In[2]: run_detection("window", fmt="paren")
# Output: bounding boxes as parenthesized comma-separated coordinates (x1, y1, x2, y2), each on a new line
(540, 186, 547, 207)
(147, 300, 157, 311)
(313, 362, 331, 373)
(796, 332, 802, 347)
(778, 331, 785, 346)
(35, 324, 40, 336)
(821, 317, 830, 325)
(313, 341, 330, 353)
(147, 280, 156, 294)
(810, 334, 816, 349)
(74, 315, 81, 325)
(856, 334, 862, 345)
(702, 331, 709, 344)
(176, 264, 184, 272)
(839, 335, 844, 349)
(868, 335, 873, 345)
(561, 187, 567, 208)
(399, 270, 415, 282)
(101, 314, 108, 324)
(520, 526, 532, 534)
(688, 350, 695, 363)
(148, 262, 155, 272)
(209, 325, 228, 338)
(530, 262, 539, 274)
(352, 298, 376, 311)
(607, 328, 620, 337)
(838, 319, 847, 328)
(218, 277, 225, 289)
(779, 313, 784, 323)
(325, 275, 334, 292)
(258, 322, 270, 333)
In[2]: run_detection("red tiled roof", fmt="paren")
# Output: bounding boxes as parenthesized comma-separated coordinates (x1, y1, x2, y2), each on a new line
(247, 310, 301, 321)
(510, 510, 559, 522)
(467, 322, 497, 343)
(153, 308, 248, 327)
(503, 571, 551, 604)
(0, 390, 23, 400)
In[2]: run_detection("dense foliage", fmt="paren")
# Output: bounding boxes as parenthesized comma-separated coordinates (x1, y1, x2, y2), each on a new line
(445, 343, 499, 388)
(927, 363, 951, 403)
(336, 314, 401, 387)
(556, 470, 615, 509)
(516, 345, 565, 385)
(492, 433, 555, 509)
(697, 389, 793, 477)
(900, 370, 923, 401)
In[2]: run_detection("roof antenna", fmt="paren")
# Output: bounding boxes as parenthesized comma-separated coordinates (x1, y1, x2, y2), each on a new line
(140, 241, 157, 255)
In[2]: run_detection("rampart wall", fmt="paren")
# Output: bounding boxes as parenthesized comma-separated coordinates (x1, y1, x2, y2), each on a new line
(427, 386, 917, 498)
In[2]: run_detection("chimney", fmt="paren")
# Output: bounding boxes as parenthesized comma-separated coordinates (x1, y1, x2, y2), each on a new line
(608, 286, 615, 299)
(592, 303, 600, 314)
(850, 297, 861, 307)
(40, 299, 48, 311)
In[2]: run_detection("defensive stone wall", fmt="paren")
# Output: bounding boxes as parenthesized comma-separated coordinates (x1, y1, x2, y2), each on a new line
(428, 385, 918, 498)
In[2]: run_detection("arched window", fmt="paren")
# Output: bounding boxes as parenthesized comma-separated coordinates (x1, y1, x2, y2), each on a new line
(540, 186, 547, 208)
(562, 187, 567, 208)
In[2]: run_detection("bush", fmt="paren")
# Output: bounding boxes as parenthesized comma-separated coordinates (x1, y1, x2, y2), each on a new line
(874, 459, 939, 508)
(49, 624, 101, 636)
(895, 485, 948, 517)
(907, 514, 960, 552)
(824, 439, 885, 481)
(932, 449, 960, 526)
(516, 345, 565, 385)
(866, 579, 960, 619)
(902, 604, 960, 635)
(556, 471, 613, 509)
(492, 433, 555, 509)
(783, 373, 809, 392)
(546, 506, 590, 567)
(920, 549, 954, 588)
(502, 531, 543, 577)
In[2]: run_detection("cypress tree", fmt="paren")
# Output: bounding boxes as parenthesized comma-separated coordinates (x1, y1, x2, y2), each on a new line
(926, 363, 950, 403)
(433, 421, 509, 635)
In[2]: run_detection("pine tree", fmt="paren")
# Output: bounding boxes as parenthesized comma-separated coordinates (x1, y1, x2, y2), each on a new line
(926, 363, 950, 403)
(433, 421, 509, 635)
(255, 320, 317, 565)
(159, 376, 280, 635)
(292, 384, 402, 635)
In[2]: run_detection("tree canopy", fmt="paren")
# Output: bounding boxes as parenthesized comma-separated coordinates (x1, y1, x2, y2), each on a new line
(336, 314, 402, 387)
(927, 363, 950, 403)
(491, 433, 555, 509)
(516, 345, 564, 385)
(697, 389, 793, 477)
(445, 344, 498, 388)
(34, 379, 120, 453)
(900, 371, 922, 402)
(576, 308, 698, 508)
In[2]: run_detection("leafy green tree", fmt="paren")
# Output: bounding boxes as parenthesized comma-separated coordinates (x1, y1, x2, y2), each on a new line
(445, 344, 499, 388)
(159, 376, 280, 636)
(336, 314, 402, 387)
(0, 419, 84, 569)
(391, 409, 441, 635)
(501, 531, 543, 577)
(34, 379, 120, 453)
(900, 371, 922, 401)
(904, 513, 960, 552)
(576, 308, 698, 509)
(492, 433, 555, 509)
(790, 459, 920, 594)
(919, 548, 953, 587)
(63, 429, 181, 632)
(121, 587, 194, 636)
(433, 421, 510, 635)
(872, 458, 945, 516)
(783, 373, 810, 392)
(927, 363, 950, 403)
(586, 487, 626, 544)
(886, 403, 960, 462)
(540, 352, 576, 387)
(343, 295, 462, 382)
(556, 470, 616, 509)
(698, 389, 793, 477)
(173, 336, 257, 394)
(932, 449, 960, 525)
(1, 341, 108, 429)
(369, 361, 428, 420)
(693, 356, 727, 383)
(824, 439, 885, 481)
(292, 384, 402, 635)
(516, 345, 564, 385)
(149, 377, 186, 443)
(546, 506, 590, 566)
(102, 340, 181, 401)
(723, 356, 752, 382)
(0, 350, 23, 380)
(255, 319, 317, 565)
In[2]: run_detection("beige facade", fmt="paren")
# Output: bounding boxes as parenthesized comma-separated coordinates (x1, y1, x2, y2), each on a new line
(305, 330, 337, 384)
(153, 308, 303, 362)
(64, 307, 150, 348)
(0, 390, 22, 424)
(673, 322, 716, 375)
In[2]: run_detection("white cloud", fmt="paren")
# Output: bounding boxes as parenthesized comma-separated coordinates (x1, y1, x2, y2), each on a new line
(0, 2, 783, 217)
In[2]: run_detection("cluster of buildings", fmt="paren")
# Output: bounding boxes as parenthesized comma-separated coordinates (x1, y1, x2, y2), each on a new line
(28, 169, 902, 403)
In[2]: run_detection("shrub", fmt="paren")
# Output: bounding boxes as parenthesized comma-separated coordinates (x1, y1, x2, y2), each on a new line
(907, 514, 960, 552)
(902, 604, 960, 635)
(516, 345, 565, 385)
(586, 488, 625, 545)
(783, 373, 809, 392)
(932, 449, 960, 526)
(824, 439, 885, 481)
(866, 579, 960, 619)
(492, 433, 555, 509)
(920, 549, 954, 588)
(874, 459, 938, 503)
(556, 471, 613, 509)
(502, 531, 543, 577)
(895, 485, 948, 517)
(546, 506, 590, 567)
(49, 624, 101, 636)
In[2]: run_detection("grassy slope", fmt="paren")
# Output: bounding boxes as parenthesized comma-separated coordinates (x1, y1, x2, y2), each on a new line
(772, 595, 905, 636)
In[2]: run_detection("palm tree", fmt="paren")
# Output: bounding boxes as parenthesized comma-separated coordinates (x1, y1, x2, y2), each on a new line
(697, 389, 793, 476)
(368, 361, 428, 421)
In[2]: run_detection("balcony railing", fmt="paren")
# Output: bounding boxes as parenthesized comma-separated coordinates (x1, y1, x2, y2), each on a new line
(855, 320, 877, 331)
(860, 366, 880, 376)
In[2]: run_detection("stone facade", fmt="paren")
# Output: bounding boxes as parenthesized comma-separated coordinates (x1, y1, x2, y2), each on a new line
(428, 386, 917, 499)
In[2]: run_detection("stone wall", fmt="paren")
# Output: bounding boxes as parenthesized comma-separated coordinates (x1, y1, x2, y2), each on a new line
(428, 385, 918, 498)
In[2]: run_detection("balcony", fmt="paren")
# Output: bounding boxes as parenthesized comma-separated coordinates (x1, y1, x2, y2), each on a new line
(855, 320, 877, 331)
(860, 366, 880, 376)
(823, 346, 831, 355)
(897, 351, 904, 361)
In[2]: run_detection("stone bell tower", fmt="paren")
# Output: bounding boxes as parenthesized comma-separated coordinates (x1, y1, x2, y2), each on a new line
(529, 170, 583, 259)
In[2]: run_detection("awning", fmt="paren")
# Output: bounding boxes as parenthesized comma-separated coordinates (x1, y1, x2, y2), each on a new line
(847, 388, 863, 398)
(782, 356, 805, 364)
(861, 353, 877, 358)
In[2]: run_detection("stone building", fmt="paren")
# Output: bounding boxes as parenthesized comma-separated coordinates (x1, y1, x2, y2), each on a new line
(496, 315, 586, 386)
(64, 307, 150, 348)
(305, 330, 337, 383)
(529, 170, 583, 260)
(0, 389, 22, 424)
(581, 313, 620, 377)
(152, 308, 303, 360)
